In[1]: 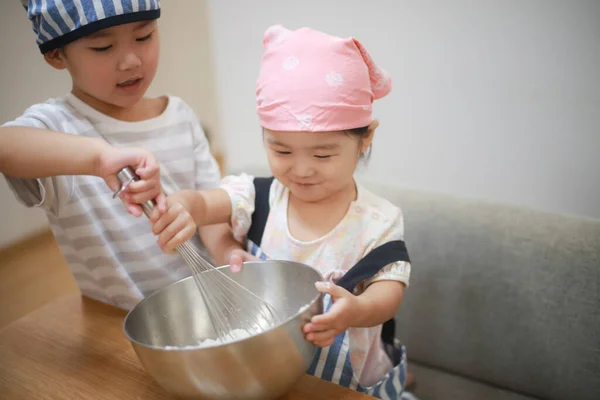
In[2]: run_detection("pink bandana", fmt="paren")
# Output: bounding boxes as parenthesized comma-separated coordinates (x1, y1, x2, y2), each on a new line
(256, 25, 392, 132)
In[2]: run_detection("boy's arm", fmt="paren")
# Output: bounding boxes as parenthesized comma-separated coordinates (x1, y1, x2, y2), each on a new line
(0, 126, 165, 215)
(0, 127, 110, 179)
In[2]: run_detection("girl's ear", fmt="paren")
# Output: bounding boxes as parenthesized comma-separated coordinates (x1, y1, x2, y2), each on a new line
(361, 120, 378, 153)
(44, 49, 68, 70)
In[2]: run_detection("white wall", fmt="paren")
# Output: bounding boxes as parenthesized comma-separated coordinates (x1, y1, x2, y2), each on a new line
(0, 0, 219, 249)
(207, 0, 600, 219)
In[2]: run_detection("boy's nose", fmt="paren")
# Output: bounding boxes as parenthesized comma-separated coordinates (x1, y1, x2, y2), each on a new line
(118, 52, 142, 71)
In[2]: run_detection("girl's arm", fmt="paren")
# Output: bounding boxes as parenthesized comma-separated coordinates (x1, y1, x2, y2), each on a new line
(198, 223, 259, 271)
(169, 189, 232, 227)
(352, 280, 405, 327)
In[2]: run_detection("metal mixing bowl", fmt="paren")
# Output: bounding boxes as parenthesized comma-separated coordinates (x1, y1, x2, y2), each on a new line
(123, 260, 324, 400)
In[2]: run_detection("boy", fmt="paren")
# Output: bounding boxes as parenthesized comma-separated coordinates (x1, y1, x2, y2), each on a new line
(1, 0, 245, 310)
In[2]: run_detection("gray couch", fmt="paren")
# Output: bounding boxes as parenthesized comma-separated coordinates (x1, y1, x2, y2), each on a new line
(373, 183, 600, 400)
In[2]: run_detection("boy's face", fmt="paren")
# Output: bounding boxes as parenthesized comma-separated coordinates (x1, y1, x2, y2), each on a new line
(45, 20, 159, 110)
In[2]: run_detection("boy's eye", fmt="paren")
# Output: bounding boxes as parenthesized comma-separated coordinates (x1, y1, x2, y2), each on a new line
(90, 45, 112, 52)
(315, 155, 332, 159)
(136, 32, 153, 42)
(276, 151, 291, 155)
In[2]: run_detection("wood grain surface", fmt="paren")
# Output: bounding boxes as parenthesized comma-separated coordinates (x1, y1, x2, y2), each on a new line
(0, 294, 373, 399)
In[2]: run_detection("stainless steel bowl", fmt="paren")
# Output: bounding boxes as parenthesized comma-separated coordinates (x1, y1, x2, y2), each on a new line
(123, 260, 323, 400)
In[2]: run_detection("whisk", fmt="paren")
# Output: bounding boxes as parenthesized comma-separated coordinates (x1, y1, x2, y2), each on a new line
(115, 166, 280, 343)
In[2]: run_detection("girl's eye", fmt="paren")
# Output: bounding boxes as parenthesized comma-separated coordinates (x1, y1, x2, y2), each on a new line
(276, 151, 291, 155)
(91, 45, 112, 52)
(136, 32, 153, 42)
(315, 155, 332, 159)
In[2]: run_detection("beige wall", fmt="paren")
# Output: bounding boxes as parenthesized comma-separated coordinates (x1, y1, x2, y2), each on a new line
(0, 0, 220, 249)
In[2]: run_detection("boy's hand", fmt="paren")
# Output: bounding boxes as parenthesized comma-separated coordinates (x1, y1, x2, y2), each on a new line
(302, 281, 362, 347)
(97, 145, 166, 217)
(150, 194, 196, 253)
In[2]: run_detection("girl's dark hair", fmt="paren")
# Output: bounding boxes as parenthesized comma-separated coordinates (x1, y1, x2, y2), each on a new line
(345, 125, 372, 160)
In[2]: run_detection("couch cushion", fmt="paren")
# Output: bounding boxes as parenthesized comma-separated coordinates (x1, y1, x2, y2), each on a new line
(367, 184, 600, 400)
(409, 361, 540, 400)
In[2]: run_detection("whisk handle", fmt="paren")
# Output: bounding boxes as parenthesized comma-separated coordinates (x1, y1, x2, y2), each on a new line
(114, 166, 156, 218)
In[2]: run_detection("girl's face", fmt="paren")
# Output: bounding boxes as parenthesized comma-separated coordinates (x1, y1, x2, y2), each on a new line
(264, 126, 374, 203)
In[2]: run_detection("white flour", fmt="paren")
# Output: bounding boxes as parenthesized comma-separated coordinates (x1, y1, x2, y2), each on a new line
(162, 303, 313, 350)
(196, 328, 253, 347)
(162, 328, 253, 350)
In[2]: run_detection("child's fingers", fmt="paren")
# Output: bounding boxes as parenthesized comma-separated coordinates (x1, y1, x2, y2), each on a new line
(155, 192, 167, 213)
(306, 329, 337, 344)
(156, 219, 184, 247)
(303, 321, 330, 333)
(314, 281, 351, 300)
(306, 322, 334, 333)
(313, 337, 336, 348)
(149, 206, 161, 222)
(125, 204, 143, 217)
(229, 252, 243, 273)
(309, 308, 341, 327)
(135, 163, 159, 180)
(306, 329, 337, 342)
(124, 191, 146, 205)
(127, 189, 161, 205)
(104, 175, 121, 193)
(151, 212, 174, 236)
(163, 224, 196, 251)
(157, 213, 192, 248)
(127, 179, 159, 194)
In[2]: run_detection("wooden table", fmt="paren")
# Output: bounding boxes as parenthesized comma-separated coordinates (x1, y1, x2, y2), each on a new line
(0, 294, 373, 399)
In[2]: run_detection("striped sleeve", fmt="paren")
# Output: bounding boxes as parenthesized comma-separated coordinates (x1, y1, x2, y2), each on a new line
(181, 103, 221, 190)
(1, 103, 74, 216)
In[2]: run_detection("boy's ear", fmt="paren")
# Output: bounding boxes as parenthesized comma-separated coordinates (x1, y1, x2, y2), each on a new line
(44, 49, 67, 70)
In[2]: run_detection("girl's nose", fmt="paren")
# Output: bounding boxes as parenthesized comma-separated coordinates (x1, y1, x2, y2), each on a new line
(292, 161, 314, 178)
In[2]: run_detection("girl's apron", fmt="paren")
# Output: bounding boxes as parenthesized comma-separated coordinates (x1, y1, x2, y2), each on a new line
(245, 177, 419, 400)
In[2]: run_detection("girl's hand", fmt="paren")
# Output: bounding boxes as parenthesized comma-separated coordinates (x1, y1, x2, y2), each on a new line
(97, 145, 166, 217)
(150, 194, 196, 253)
(227, 248, 259, 273)
(302, 281, 362, 347)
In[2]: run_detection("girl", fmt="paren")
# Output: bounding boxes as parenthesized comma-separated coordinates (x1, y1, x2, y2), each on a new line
(150, 25, 417, 399)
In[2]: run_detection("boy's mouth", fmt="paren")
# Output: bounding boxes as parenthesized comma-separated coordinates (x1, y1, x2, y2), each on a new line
(117, 77, 143, 87)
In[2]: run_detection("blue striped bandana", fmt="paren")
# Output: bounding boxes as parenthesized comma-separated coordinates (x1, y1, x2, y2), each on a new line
(21, 0, 161, 53)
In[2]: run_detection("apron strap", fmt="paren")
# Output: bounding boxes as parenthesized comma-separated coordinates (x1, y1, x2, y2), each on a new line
(336, 239, 410, 362)
(247, 176, 274, 246)
(336, 240, 410, 292)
